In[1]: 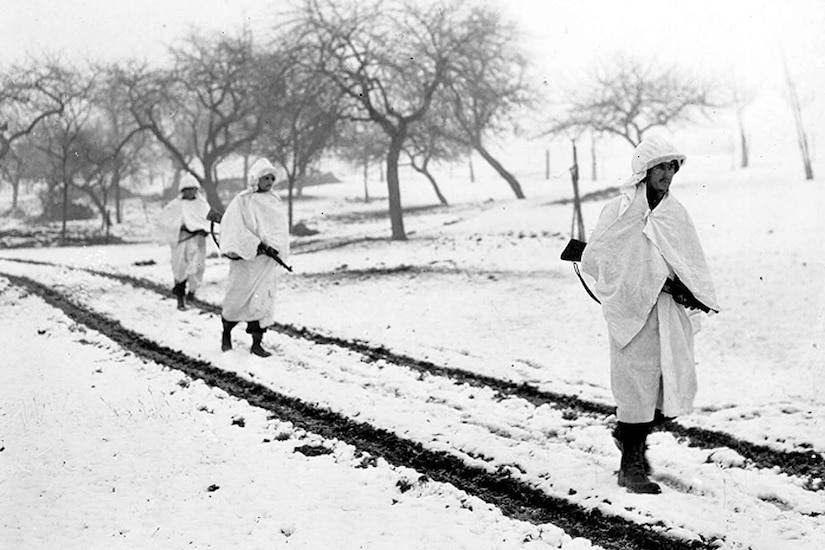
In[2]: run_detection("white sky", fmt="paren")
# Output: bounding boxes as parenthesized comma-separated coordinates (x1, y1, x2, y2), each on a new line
(2, 0, 823, 153)
(3, 0, 822, 77)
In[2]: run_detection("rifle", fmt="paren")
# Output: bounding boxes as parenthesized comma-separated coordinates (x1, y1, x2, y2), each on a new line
(560, 238, 717, 313)
(662, 276, 718, 313)
(256, 243, 293, 272)
(208, 208, 293, 272)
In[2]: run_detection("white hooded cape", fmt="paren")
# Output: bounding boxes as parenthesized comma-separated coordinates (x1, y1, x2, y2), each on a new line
(156, 179, 212, 246)
(580, 136, 718, 422)
(220, 159, 290, 325)
(156, 176, 211, 289)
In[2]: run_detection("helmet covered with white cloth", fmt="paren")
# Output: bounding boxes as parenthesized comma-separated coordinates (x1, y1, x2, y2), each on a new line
(618, 135, 687, 216)
(247, 158, 278, 190)
(625, 135, 686, 187)
(179, 174, 201, 193)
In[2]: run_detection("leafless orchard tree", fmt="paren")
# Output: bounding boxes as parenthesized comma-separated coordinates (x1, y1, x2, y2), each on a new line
(0, 136, 38, 213)
(402, 99, 473, 207)
(295, 0, 465, 240)
(93, 64, 153, 224)
(0, 58, 70, 210)
(550, 55, 722, 147)
(29, 64, 147, 240)
(28, 67, 99, 235)
(119, 31, 269, 211)
(253, 40, 345, 232)
(728, 81, 756, 169)
(782, 55, 814, 180)
(334, 120, 388, 204)
(441, 4, 534, 199)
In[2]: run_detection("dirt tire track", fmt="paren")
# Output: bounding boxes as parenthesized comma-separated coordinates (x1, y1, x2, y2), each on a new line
(3, 255, 823, 491)
(2, 271, 715, 550)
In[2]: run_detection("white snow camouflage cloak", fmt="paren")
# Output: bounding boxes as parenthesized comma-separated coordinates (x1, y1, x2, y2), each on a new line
(220, 159, 290, 325)
(581, 136, 719, 423)
(157, 175, 211, 292)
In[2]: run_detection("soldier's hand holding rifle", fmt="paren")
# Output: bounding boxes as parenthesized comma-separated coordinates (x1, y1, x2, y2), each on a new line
(256, 242, 293, 272)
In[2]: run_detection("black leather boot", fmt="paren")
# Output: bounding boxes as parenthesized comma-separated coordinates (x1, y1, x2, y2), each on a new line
(612, 424, 652, 476)
(247, 321, 271, 357)
(616, 422, 661, 494)
(172, 281, 187, 310)
(221, 318, 238, 351)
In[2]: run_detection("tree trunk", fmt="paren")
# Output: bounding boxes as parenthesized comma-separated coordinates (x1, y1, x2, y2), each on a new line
(737, 109, 749, 168)
(468, 156, 475, 183)
(287, 173, 295, 234)
(411, 158, 448, 206)
(545, 149, 550, 180)
(363, 160, 370, 203)
(295, 175, 304, 198)
(61, 178, 69, 243)
(423, 169, 448, 206)
(784, 57, 814, 180)
(590, 136, 598, 181)
(386, 134, 406, 241)
(474, 143, 525, 199)
(740, 127, 749, 169)
(11, 181, 19, 210)
(243, 154, 250, 186)
(200, 168, 224, 212)
(570, 141, 585, 240)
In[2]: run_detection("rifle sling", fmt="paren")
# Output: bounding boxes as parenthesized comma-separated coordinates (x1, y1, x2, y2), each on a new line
(573, 262, 601, 305)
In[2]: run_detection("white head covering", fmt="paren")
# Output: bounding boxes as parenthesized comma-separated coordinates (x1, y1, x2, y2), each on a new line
(247, 158, 278, 190)
(619, 135, 686, 216)
(179, 174, 201, 193)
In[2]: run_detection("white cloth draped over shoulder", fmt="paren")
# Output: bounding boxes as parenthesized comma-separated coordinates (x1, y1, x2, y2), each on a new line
(580, 136, 718, 422)
(220, 159, 290, 325)
(581, 184, 718, 348)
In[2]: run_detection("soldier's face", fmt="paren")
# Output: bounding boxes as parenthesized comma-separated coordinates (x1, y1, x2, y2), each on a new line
(257, 174, 275, 192)
(647, 161, 678, 194)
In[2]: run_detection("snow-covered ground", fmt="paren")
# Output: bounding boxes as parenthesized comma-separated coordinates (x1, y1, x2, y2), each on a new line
(1, 148, 824, 549)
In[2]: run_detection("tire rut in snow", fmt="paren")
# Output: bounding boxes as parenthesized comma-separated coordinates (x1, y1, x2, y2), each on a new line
(2, 271, 715, 550)
(3, 256, 823, 491)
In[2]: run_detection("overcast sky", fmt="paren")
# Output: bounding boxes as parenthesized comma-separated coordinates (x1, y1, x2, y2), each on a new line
(3, 0, 822, 77)
(2, 0, 823, 151)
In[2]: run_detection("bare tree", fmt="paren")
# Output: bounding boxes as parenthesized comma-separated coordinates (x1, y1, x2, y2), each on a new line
(253, 42, 344, 232)
(727, 79, 756, 169)
(296, 0, 460, 240)
(0, 58, 69, 165)
(552, 55, 721, 147)
(29, 68, 99, 237)
(441, 4, 534, 199)
(335, 120, 387, 203)
(403, 103, 470, 206)
(119, 31, 268, 210)
(0, 136, 38, 213)
(783, 55, 814, 180)
(31, 65, 145, 239)
(93, 63, 152, 224)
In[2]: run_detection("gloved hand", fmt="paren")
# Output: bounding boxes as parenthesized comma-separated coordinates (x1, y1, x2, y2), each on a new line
(664, 277, 703, 311)
(207, 209, 223, 223)
(256, 243, 280, 259)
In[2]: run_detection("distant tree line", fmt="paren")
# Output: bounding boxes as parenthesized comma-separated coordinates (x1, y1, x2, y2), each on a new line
(3, 0, 805, 242)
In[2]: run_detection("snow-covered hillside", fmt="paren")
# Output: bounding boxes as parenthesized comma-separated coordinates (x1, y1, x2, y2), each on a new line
(1, 149, 823, 549)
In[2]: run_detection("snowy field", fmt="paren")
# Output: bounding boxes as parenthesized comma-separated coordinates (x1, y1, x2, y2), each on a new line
(1, 148, 824, 549)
